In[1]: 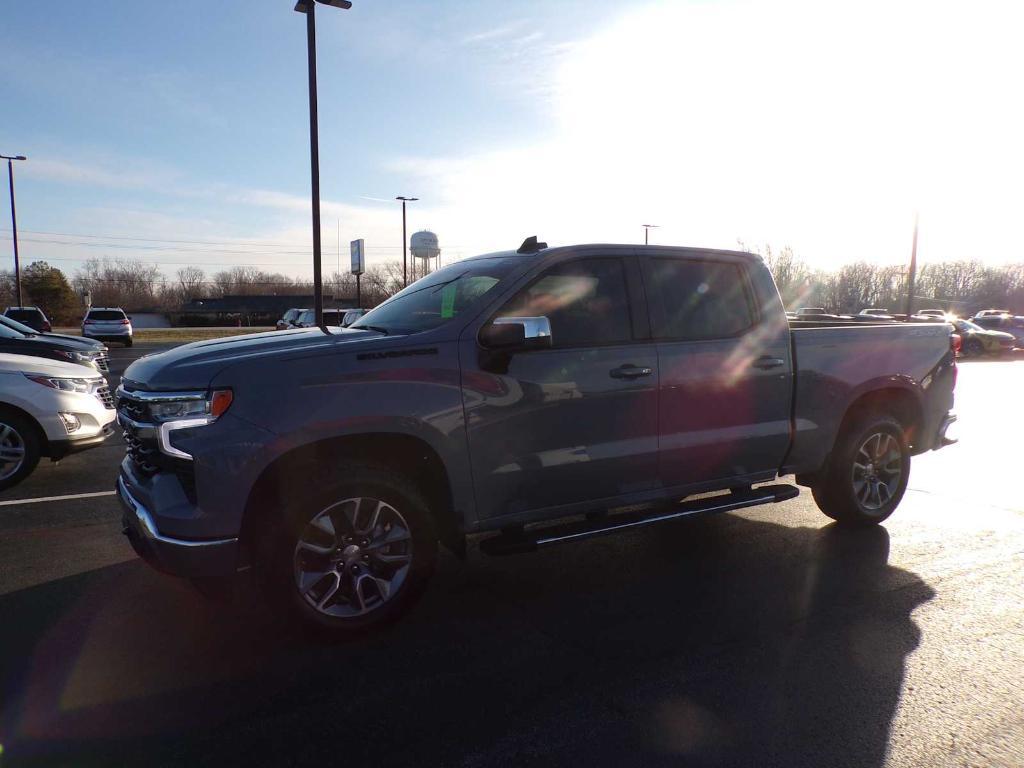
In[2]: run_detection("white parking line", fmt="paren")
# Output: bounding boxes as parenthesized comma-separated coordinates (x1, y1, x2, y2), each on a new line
(0, 491, 117, 507)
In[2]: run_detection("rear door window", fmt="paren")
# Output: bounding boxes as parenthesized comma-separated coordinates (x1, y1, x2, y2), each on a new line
(644, 258, 756, 340)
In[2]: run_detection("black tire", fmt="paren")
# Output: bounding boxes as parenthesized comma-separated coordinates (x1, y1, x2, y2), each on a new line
(260, 463, 438, 635)
(964, 337, 984, 357)
(812, 412, 910, 526)
(0, 408, 42, 492)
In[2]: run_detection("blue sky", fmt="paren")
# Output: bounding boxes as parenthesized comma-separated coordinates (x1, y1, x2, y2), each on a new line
(2, 0, 1023, 282)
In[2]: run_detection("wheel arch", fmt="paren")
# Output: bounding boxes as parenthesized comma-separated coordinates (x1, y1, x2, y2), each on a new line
(240, 432, 463, 558)
(796, 384, 923, 488)
(0, 402, 49, 455)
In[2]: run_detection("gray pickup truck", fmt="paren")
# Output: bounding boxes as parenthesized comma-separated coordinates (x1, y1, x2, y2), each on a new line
(116, 241, 957, 633)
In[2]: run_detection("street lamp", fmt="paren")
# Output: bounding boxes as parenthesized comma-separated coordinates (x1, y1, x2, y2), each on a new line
(1, 154, 27, 306)
(294, 0, 351, 327)
(396, 196, 418, 287)
(641, 223, 659, 245)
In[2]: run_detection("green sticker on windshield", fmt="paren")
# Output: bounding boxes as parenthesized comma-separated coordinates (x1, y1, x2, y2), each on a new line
(440, 283, 457, 318)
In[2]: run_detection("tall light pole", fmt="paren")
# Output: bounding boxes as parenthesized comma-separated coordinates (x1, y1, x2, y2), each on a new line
(396, 196, 418, 287)
(295, 0, 351, 326)
(1, 154, 26, 307)
(642, 223, 659, 245)
(904, 212, 919, 319)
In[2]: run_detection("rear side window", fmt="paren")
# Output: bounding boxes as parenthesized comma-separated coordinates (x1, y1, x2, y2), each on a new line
(497, 258, 632, 348)
(646, 258, 755, 340)
(87, 310, 126, 321)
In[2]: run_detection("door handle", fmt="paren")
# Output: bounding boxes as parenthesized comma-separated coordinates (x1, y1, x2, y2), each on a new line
(753, 356, 786, 370)
(610, 364, 653, 379)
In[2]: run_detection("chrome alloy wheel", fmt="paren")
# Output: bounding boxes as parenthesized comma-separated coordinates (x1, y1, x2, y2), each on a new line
(851, 432, 902, 511)
(293, 497, 413, 618)
(0, 422, 26, 481)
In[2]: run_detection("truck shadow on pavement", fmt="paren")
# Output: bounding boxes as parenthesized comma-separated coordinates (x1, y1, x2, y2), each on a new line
(1, 514, 934, 768)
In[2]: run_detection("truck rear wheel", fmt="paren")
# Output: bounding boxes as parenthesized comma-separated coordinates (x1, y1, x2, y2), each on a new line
(263, 464, 438, 635)
(812, 413, 910, 526)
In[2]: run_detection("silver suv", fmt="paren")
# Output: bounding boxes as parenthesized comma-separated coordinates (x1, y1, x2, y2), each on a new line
(82, 307, 133, 347)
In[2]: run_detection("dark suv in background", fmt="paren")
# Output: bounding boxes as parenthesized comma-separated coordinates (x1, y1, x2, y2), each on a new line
(3, 306, 51, 332)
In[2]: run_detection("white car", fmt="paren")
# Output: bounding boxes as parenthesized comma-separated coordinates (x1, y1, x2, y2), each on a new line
(82, 307, 134, 347)
(0, 353, 117, 490)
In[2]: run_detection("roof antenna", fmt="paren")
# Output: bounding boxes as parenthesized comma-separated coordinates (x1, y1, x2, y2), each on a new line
(517, 236, 548, 254)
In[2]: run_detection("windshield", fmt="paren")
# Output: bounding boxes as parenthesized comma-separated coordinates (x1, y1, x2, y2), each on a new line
(352, 257, 519, 334)
(957, 320, 983, 332)
(0, 323, 28, 339)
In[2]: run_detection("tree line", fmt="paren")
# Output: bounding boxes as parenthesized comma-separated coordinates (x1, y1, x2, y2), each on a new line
(756, 245, 1024, 314)
(2, 250, 1022, 326)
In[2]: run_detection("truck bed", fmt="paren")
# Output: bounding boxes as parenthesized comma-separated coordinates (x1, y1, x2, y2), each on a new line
(782, 320, 956, 476)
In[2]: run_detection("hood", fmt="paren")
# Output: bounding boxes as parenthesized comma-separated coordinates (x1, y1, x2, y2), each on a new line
(122, 327, 390, 391)
(0, 352, 103, 378)
(40, 332, 104, 349)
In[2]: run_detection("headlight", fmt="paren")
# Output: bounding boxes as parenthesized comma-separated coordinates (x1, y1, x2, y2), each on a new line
(120, 389, 234, 461)
(55, 350, 98, 364)
(27, 375, 101, 394)
(140, 390, 234, 424)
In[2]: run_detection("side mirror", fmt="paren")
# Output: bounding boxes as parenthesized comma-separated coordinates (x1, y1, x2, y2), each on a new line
(480, 316, 552, 350)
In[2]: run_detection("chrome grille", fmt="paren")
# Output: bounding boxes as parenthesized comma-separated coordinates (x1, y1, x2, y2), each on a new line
(118, 396, 149, 422)
(122, 422, 159, 475)
(95, 351, 110, 372)
(96, 383, 115, 409)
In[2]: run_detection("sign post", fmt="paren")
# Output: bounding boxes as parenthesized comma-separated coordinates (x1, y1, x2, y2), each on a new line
(350, 238, 365, 308)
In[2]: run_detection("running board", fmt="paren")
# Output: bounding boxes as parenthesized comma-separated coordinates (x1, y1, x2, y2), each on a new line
(479, 484, 800, 556)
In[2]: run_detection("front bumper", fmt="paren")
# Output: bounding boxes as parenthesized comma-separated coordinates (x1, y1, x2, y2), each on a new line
(117, 474, 239, 577)
(48, 423, 117, 460)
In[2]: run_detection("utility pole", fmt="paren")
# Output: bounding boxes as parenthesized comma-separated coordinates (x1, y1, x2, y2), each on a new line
(295, 0, 351, 326)
(905, 212, 919, 319)
(396, 196, 417, 287)
(1, 154, 26, 306)
(642, 223, 659, 245)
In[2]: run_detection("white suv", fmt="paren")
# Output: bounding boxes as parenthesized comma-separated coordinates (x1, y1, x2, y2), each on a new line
(0, 353, 117, 490)
(82, 307, 133, 347)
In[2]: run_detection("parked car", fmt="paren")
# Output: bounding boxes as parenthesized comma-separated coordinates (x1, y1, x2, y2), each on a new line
(858, 308, 894, 318)
(295, 309, 345, 327)
(276, 308, 304, 331)
(972, 309, 1011, 319)
(0, 319, 109, 373)
(116, 241, 957, 635)
(795, 307, 827, 316)
(969, 313, 1024, 345)
(82, 307, 133, 346)
(341, 308, 367, 327)
(952, 319, 1016, 356)
(0, 314, 109, 372)
(916, 309, 949, 319)
(0, 353, 116, 490)
(3, 307, 51, 333)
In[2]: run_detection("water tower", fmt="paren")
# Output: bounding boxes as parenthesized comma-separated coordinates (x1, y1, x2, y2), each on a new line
(410, 230, 440, 279)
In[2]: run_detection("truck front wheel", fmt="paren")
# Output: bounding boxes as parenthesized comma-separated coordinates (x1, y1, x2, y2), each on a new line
(812, 413, 910, 526)
(264, 464, 438, 634)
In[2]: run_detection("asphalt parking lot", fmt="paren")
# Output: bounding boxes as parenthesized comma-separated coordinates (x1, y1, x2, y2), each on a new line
(1, 346, 1022, 767)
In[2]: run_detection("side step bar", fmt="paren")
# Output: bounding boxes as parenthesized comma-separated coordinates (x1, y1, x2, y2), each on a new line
(479, 484, 800, 556)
